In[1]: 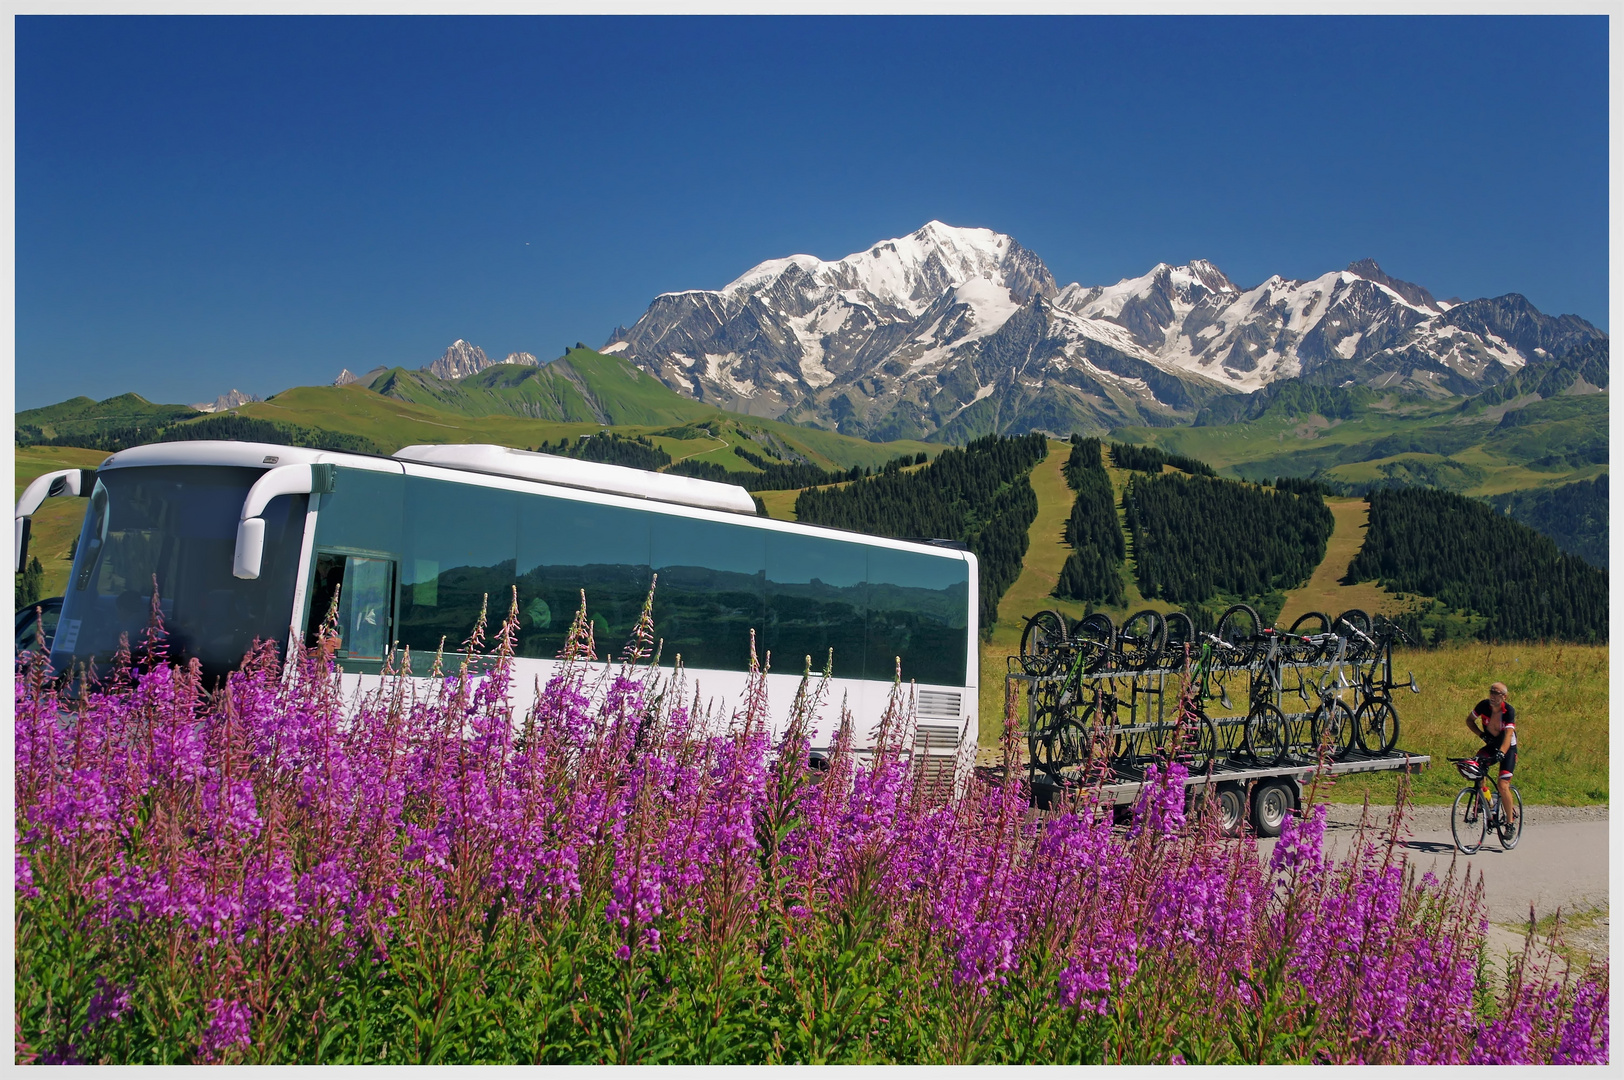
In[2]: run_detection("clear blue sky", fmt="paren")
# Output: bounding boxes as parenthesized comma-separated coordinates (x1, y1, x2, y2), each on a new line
(16, 15, 1609, 410)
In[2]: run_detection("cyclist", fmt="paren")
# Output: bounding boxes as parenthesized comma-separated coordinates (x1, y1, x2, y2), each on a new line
(1465, 681, 1518, 826)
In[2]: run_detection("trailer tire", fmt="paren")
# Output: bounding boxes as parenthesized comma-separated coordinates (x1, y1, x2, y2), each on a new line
(1252, 779, 1296, 838)
(1212, 782, 1246, 837)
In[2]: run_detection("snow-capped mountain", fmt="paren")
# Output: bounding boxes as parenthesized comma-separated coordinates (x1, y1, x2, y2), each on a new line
(602, 222, 1604, 440)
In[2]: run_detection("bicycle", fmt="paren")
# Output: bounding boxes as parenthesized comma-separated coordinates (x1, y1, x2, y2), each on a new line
(1115, 609, 1167, 672)
(1347, 617, 1418, 755)
(1022, 611, 1119, 783)
(1294, 667, 1356, 762)
(1449, 756, 1523, 854)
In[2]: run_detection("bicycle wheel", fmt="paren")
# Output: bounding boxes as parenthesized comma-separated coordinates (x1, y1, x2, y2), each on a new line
(1162, 611, 1194, 670)
(1020, 610, 1068, 675)
(1335, 608, 1373, 662)
(1451, 787, 1485, 854)
(1177, 709, 1220, 773)
(1216, 603, 1261, 667)
(1310, 699, 1356, 762)
(1119, 609, 1167, 671)
(1499, 786, 1523, 850)
(1074, 612, 1117, 673)
(1033, 716, 1089, 783)
(1244, 702, 1289, 766)
(1288, 611, 1331, 664)
(1354, 697, 1399, 755)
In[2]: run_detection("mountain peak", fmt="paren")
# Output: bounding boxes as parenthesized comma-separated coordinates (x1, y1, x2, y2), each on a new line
(427, 340, 493, 380)
(1346, 258, 1444, 311)
(190, 388, 261, 413)
(603, 225, 1601, 440)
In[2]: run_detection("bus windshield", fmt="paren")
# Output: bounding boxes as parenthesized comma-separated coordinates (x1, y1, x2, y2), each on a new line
(51, 465, 307, 681)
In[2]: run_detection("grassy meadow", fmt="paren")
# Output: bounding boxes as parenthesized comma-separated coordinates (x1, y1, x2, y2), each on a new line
(1113, 393, 1606, 501)
(1320, 641, 1608, 806)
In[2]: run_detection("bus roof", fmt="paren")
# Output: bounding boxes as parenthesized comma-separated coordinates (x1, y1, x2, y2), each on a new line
(95, 440, 973, 561)
(97, 439, 753, 514)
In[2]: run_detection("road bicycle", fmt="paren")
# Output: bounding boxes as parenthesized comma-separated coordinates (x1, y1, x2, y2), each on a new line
(1450, 756, 1523, 854)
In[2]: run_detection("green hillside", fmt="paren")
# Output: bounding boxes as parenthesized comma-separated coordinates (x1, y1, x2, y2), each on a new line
(363, 349, 721, 426)
(16, 393, 199, 444)
(17, 350, 940, 481)
(1114, 383, 1606, 499)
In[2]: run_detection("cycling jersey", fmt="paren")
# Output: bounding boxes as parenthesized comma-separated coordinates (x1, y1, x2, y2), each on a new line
(1472, 699, 1516, 746)
(1473, 699, 1517, 777)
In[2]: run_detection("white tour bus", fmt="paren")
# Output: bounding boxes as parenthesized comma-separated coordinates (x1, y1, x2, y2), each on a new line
(16, 440, 979, 762)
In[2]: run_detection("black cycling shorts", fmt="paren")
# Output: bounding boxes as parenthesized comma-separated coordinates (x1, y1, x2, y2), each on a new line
(1498, 745, 1517, 778)
(1480, 743, 1517, 778)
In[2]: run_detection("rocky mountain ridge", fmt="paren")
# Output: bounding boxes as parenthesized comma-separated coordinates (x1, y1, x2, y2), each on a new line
(189, 388, 262, 413)
(601, 222, 1605, 440)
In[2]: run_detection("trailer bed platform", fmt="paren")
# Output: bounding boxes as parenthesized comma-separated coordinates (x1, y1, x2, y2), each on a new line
(1035, 748, 1431, 806)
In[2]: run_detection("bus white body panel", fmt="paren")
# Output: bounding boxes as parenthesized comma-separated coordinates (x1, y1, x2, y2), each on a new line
(49, 441, 979, 762)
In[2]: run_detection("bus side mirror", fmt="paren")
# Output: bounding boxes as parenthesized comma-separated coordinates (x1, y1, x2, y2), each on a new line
(13, 468, 94, 571)
(233, 518, 267, 579)
(232, 463, 332, 580)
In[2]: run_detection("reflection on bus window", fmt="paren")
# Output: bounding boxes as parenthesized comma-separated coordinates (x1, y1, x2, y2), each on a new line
(765, 532, 867, 680)
(866, 546, 970, 686)
(399, 477, 518, 653)
(652, 514, 766, 671)
(517, 495, 652, 659)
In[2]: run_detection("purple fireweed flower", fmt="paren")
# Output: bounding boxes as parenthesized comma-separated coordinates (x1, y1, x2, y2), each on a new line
(83, 976, 133, 1033)
(198, 998, 252, 1062)
(15, 854, 39, 899)
(13, 614, 1607, 1066)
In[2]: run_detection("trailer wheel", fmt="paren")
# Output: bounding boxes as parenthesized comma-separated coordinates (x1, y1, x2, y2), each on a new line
(1252, 779, 1296, 838)
(1213, 782, 1246, 837)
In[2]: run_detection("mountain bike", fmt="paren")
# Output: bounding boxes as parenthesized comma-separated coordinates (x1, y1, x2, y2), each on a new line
(1333, 608, 1374, 663)
(1287, 610, 1336, 664)
(1348, 617, 1418, 755)
(1295, 667, 1356, 762)
(1116, 609, 1167, 672)
(1214, 603, 1261, 667)
(1240, 633, 1290, 766)
(1022, 611, 1118, 782)
(1450, 756, 1523, 853)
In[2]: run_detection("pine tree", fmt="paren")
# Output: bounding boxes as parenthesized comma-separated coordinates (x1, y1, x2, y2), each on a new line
(15, 556, 44, 610)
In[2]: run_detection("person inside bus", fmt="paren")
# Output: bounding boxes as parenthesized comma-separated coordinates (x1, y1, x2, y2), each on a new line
(1465, 681, 1518, 826)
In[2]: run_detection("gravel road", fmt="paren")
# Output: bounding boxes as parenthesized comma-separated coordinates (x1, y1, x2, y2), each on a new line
(1268, 804, 1610, 962)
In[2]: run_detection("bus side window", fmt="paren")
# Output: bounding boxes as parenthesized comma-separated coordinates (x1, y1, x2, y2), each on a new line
(339, 557, 394, 660)
(305, 554, 345, 646)
(306, 553, 395, 660)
